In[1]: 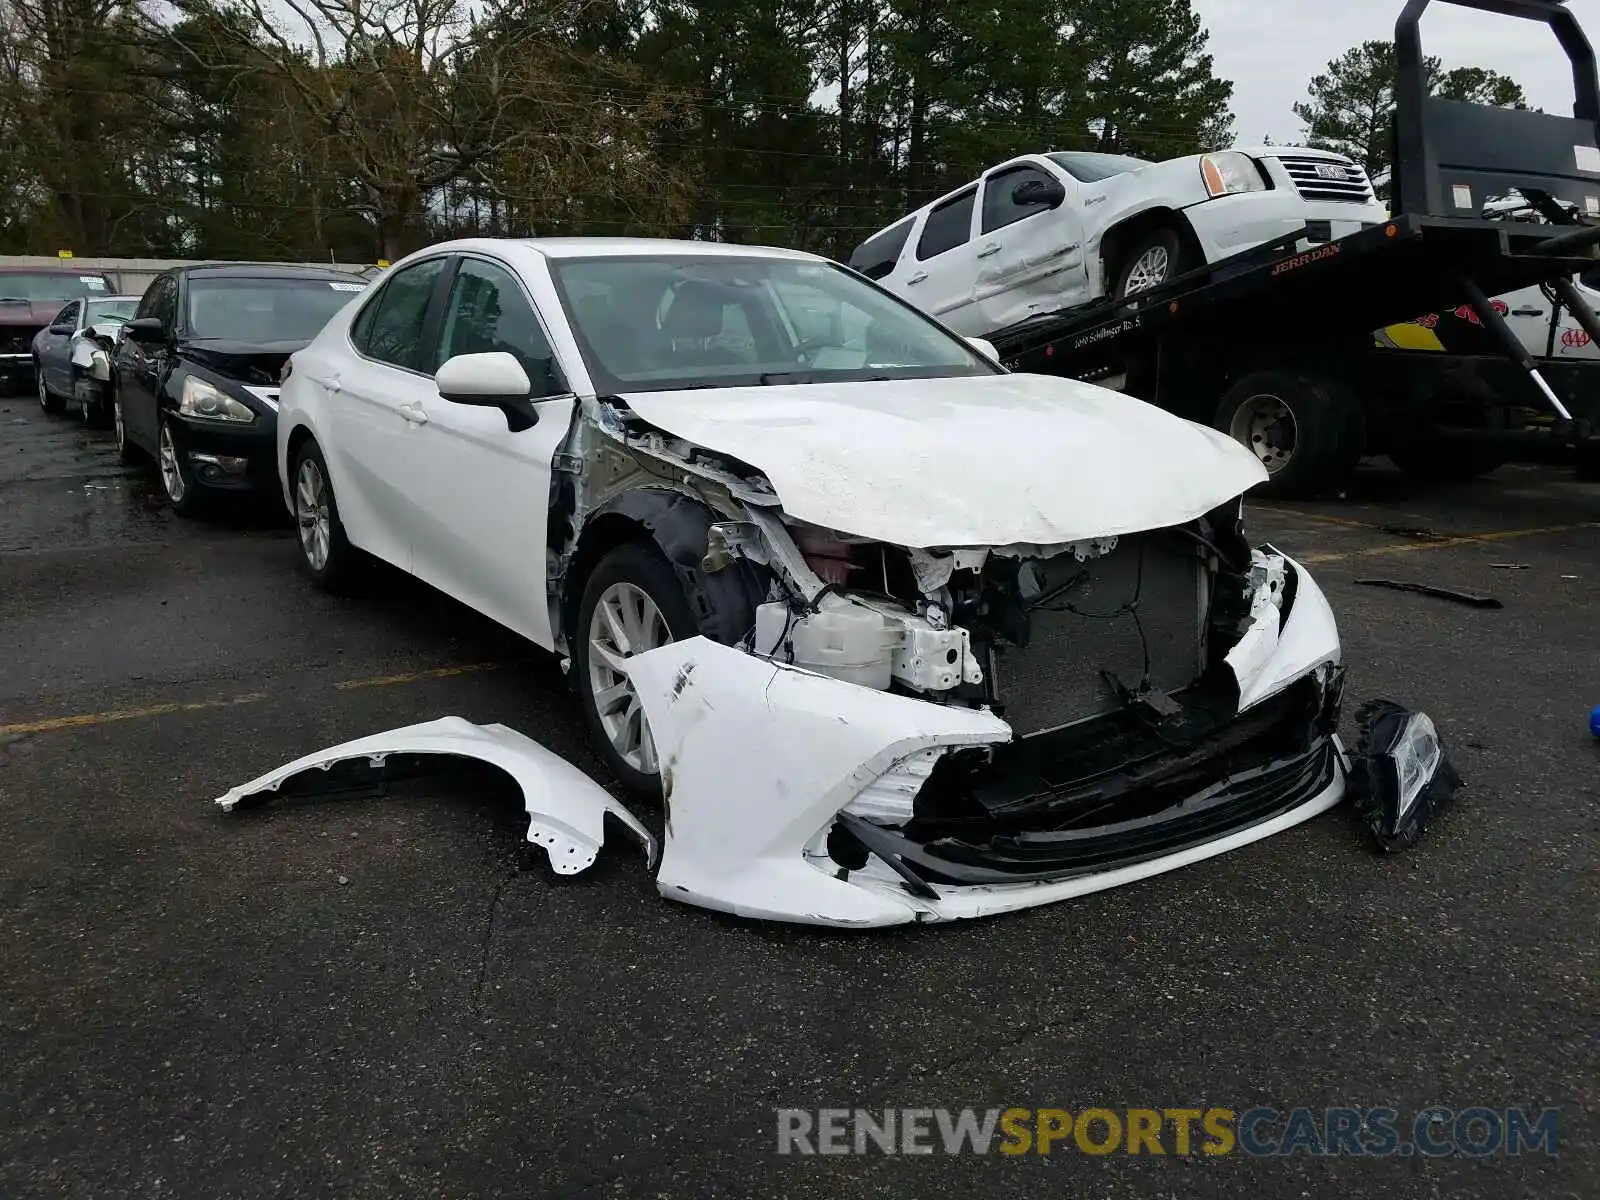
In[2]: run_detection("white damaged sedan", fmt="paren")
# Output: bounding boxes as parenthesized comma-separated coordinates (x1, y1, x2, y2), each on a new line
(271, 237, 1350, 927)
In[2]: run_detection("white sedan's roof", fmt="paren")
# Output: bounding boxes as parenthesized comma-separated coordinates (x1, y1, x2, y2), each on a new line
(424, 236, 826, 262)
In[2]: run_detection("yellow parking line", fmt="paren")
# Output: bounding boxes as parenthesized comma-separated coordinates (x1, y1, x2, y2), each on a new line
(0, 693, 268, 737)
(1251, 506, 1387, 531)
(1301, 522, 1599, 564)
(333, 662, 504, 691)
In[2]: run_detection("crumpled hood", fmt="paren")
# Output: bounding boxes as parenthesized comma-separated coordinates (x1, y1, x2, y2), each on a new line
(617, 373, 1267, 548)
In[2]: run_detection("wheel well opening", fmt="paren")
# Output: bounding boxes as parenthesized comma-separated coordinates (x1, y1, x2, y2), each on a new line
(285, 425, 314, 480)
(557, 512, 650, 648)
(1102, 209, 1202, 282)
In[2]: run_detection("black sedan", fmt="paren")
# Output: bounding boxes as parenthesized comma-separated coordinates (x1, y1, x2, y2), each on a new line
(112, 263, 368, 516)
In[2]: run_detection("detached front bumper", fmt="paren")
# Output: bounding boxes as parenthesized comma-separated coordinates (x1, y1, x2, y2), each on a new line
(625, 551, 1348, 928)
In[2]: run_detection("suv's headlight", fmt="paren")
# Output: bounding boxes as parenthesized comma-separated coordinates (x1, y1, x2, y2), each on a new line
(179, 376, 255, 423)
(1200, 152, 1267, 198)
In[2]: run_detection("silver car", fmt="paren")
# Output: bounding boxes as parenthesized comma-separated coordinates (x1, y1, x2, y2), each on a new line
(31, 294, 140, 425)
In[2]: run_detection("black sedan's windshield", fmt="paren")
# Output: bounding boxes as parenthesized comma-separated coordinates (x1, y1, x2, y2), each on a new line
(0, 272, 113, 301)
(186, 276, 364, 343)
(548, 255, 999, 393)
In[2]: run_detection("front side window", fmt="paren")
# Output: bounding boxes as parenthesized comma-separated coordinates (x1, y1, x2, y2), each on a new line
(916, 189, 977, 260)
(982, 165, 1062, 234)
(353, 258, 446, 371)
(135, 276, 174, 323)
(434, 258, 565, 397)
(549, 255, 1000, 394)
(185, 276, 363, 343)
(149, 276, 179, 329)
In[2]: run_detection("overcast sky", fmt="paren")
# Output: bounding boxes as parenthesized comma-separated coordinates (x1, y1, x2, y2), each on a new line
(1194, 0, 1589, 144)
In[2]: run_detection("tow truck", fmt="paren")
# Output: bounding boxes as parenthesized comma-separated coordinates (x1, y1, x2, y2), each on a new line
(985, 0, 1600, 495)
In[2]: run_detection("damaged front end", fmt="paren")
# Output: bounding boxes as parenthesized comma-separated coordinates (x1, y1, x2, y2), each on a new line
(570, 397, 1356, 925)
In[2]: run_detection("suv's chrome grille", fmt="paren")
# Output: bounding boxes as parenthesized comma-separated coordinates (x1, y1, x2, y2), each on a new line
(1275, 155, 1376, 204)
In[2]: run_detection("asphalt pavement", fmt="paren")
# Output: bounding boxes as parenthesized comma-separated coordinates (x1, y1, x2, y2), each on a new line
(2, 388, 1597, 1198)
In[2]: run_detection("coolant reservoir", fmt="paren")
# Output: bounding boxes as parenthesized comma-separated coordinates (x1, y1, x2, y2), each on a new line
(755, 602, 895, 690)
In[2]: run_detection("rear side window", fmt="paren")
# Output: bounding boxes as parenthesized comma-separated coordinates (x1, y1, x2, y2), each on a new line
(916, 189, 977, 260)
(848, 218, 915, 280)
(352, 257, 447, 372)
(982, 165, 1060, 234)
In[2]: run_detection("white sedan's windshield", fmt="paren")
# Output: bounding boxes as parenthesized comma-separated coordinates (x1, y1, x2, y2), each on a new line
(549, 255, 999, 393)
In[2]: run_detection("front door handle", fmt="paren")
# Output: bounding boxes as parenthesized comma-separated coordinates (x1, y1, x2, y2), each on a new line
(1511, 308, 1543, 318)
(977, 243, 1001, 258)
(906, 271, 928, 285)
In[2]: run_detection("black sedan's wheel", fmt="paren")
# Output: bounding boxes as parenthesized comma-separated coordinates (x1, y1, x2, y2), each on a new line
(573, 542, 700, 798)
(157, 415, 207, 518)
(291, 439, 360, 592)
(36, 362, 65, 415)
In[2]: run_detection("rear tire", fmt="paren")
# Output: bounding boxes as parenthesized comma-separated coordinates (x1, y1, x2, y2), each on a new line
(290, 439, 362, 593)
(1214, 370, 1366, 498)
(572, 541, 700, 799)
(1112, 228, 1192, 301)
(112, 383, 141, 465)
(36, 363, 65, 415)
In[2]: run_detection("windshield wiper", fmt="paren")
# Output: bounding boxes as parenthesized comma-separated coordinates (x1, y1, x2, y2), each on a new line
(758, 372, 897, 385)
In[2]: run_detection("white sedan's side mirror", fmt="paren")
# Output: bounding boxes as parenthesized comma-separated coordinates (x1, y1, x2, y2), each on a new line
(966, 336, 999, 361)
(436, 351, 532, 405)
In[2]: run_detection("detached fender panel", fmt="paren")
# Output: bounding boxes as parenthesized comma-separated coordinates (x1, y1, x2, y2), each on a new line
(214, 715, 658, 873)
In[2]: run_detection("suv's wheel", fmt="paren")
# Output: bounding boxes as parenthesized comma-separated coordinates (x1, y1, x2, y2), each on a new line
(157, 414, 206, 518)
(1112, 228, 1192, 301)
(1214, 370, 1366, 498)
(36, 363, 64, 415)
(573, 541, 700, 798)
(291, 439, 360, 591)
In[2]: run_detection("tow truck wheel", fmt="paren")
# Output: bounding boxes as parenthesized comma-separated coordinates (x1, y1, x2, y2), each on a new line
(1215, 370, 1364, 498)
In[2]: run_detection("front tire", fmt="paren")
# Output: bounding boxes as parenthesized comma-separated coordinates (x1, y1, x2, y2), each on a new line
(573, 542, 700, 798)
(291, 439, 361, 592)
(1112, 228, 1192, 301)
(157, 414, 207, 518)
(36, 363, 65, 415)
(1214, 370, 1366, 498)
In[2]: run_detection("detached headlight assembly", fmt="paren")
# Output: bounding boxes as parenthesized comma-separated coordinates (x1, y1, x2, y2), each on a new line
(1200, 151, 1267, 198)
(179, 376, 255, 423)
(1350, 700, 1464, 852)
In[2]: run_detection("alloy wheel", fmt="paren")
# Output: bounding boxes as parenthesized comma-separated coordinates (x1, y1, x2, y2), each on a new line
(158, 422, 187, 503)
(1229, 393, 1299, 474)
(586, 581, 671, 774)
(295, 457, 332, 571)
(1123, 246, 1171, 295)
(36, 370, 47, 411)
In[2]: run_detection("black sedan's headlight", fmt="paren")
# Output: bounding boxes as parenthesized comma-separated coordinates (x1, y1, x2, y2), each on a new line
(179, 376, 255, 423)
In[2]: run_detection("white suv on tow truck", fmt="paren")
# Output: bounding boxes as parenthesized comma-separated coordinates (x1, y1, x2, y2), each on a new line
(851, 147, 1390, 337)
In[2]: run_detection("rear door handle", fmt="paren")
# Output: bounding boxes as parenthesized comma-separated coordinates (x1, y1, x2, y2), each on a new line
(1512, 308, 1544, 317)
(976, 243, 1001, 258)
(399, 402, 429, 426)
(309, 374, 341, 393)
(906, 271, 928, 285)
